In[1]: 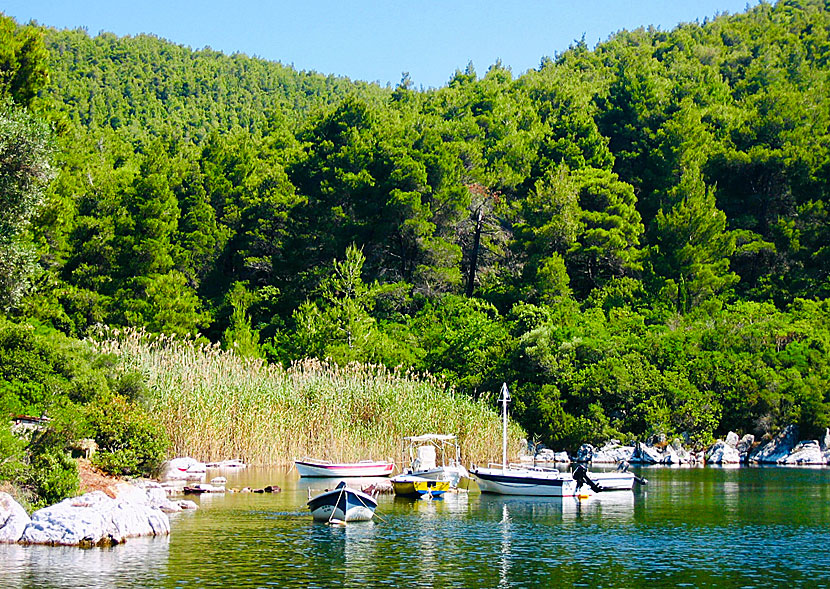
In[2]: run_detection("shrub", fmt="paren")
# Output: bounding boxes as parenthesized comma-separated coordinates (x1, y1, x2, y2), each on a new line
(87, 394, 168, 477)
(29, 447, 79, 507)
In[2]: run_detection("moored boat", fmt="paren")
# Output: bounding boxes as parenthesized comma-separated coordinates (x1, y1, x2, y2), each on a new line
(401, 434, 469, 487)
(469, 384, 639, 497)
(391, 474, 451, 498)
(306, 481, 378, 522)
(294, 457, 395, 478)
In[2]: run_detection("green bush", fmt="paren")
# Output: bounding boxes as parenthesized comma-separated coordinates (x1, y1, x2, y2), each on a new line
(87, 394, 168, 477)
(0, 423, 26, 481)
(29, 447, 79, 507)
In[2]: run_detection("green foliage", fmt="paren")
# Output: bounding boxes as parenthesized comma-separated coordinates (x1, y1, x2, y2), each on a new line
(0, 98, 54, 310)
(4, 2, 830, 457)
(0, 15, 50, 108)
(0, 423, 26, 481)
(87, 394, 168, 477)
(28, 446, 79, 508)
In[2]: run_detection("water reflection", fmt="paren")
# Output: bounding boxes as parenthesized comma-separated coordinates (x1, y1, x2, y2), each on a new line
(0, 535, 170, 588)
(476, 491, 636, 524)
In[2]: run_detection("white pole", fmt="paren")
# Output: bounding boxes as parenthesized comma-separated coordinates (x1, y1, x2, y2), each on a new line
(500, 383, 510, 471)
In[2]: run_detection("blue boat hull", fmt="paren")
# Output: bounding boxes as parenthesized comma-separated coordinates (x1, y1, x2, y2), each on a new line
(307, 482, 378, 522)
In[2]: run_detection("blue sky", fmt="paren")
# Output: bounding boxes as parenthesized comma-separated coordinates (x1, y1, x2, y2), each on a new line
(3, 1, 761, 89)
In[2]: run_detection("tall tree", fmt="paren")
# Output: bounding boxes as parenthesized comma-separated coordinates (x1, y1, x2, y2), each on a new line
(0, 99, 54, 309)
(653, 167, 738, 311)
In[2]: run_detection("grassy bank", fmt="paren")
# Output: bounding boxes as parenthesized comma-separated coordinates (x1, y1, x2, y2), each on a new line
(91, 328, 525, 466)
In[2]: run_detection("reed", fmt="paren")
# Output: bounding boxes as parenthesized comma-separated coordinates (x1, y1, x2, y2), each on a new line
(90, 327, 526, 466)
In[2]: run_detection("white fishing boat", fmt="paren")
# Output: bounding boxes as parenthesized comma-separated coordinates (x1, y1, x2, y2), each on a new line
(306, 481, 378, 522)
(469, 384, 640, 497)
(294, 457, 395, 478)
(401, 434, 469, 487)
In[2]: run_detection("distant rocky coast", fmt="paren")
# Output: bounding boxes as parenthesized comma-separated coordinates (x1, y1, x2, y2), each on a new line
(531, 424, 830, 466)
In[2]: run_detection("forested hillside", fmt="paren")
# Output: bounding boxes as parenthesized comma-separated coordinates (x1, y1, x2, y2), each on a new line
(4, 0, 830, 463)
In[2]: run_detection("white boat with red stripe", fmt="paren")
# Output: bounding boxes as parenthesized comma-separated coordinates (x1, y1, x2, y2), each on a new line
(294, 457, 395, 478)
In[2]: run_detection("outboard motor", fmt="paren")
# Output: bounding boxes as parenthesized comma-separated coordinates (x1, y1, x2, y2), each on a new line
(572, 464, 602, 493)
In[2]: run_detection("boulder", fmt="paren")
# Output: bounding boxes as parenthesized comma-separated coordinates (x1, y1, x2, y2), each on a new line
(0, 492, 30, 543)
(535, 448, 558, 462)
(780, 440, 826, 465)
(725, 431, 740, 448)
(592, 443, 635, 464)
(821, 428, 830, 451)
(749, 425, 800, 464)
(19, 490, 170, 547)
(630, 442, 663, 464)
(552, 451, 571, 463)
(660, 445, 690, 464)
(575, 444, 594, 463)
(736, 434, 755, 456)
(706, 440, 741, 464)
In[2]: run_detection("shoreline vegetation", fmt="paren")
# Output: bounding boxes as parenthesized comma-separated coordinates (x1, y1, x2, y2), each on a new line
(5, 1, 830, 510)
(91, 328, 525, 466)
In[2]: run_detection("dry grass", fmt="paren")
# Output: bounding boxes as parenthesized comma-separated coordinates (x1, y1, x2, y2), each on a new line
(90, 328, 525, 466)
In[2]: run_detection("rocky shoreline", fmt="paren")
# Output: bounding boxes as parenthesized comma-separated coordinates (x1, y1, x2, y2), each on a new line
(532, 424, 830, 466)
(0, 458, 215, 547)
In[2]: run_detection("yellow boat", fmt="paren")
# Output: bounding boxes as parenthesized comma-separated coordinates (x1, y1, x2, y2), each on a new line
(391, 474, 451, 498)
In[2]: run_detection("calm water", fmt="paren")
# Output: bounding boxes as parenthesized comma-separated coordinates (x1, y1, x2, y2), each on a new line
(3, 466, 830, 588)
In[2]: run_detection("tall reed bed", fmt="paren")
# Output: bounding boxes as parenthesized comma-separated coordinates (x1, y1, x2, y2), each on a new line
(90, 328, 525, 466)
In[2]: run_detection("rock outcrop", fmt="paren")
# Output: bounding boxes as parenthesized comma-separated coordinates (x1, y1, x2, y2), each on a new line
(19, 490, 170, 547)
(706, 440, 741, 464)
(749, 425, 800, 464)
(0, 492, 31, 543)
(779, 440, 826, 465)
(630, 442, 664, 464)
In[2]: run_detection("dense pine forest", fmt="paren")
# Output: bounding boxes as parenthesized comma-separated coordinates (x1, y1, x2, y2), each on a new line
(3, 0, 830, 503)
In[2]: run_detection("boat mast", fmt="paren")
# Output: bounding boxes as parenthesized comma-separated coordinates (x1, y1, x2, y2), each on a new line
(499, 382, 510, 471)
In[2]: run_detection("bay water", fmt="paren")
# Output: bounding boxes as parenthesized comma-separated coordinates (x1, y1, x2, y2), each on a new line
(3, 465, 830, 588)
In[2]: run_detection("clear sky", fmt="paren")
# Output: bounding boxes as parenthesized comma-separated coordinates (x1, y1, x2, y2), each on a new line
(3, 1, 761, 89)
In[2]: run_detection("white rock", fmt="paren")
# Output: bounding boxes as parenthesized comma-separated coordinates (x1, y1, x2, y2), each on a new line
(821, 428, 830, 451)
(630, 442, 663, 464)
(0, 492, 31, 543)
(780, 440, 826, 465)
(592, 444, 635, 464)
(176, 500, 199, 510)
(725, 431, 740, 448)
(750, 425, 800, 464)
(574, 444, 594, 463)
(736, 434, 755, 456)
(19, 490, 169, 546)
(553, 452, 571, 463)
(706, 441, 741, 464)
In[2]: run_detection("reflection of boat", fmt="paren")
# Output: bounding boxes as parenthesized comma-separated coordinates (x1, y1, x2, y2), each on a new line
(391, 474, 451, 498)
(306, 481, 378, 522)
(401, 434, 469, 487)
(295, 458, 395, 478)
(477, 490, 635, 521)
(469, 384, 638, 497)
